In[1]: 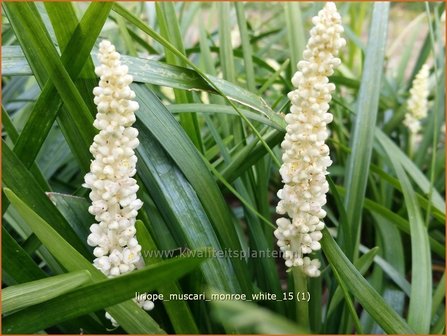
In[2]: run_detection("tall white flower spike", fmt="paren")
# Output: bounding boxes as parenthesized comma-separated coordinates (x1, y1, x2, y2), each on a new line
(404, 64, 430, 137)
(84, 40, 153, 326)
(275, 2, 345, 277)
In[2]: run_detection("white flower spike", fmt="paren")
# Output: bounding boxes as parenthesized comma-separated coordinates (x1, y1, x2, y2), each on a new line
(84, 40, 153, 325)
(404, 64, 430, 136)
(84, 40, 142, 277)
(275, 2, 345, 277)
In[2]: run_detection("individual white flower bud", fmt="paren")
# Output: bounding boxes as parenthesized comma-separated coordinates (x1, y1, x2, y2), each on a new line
(105, 312, 119, 328)
(143, 300, 155, 311)
(275, 2, 345, 277)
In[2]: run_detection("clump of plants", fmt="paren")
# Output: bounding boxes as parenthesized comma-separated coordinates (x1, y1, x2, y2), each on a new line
(2, 1, 445, 335)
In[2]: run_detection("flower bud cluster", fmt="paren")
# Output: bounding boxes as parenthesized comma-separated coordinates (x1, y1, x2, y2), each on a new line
(275, 2, 345, 277)
(83, 40, 153, 324)
(404, 64, 430, 135)
(84, 40, 142, 277)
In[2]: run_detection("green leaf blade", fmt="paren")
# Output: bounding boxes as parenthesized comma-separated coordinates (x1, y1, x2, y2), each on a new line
(342, 2, 390, 260)
(3, 270, 92, 314)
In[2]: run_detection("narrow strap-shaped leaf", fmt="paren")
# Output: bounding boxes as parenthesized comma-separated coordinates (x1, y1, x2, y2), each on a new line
(115, 14, 138, 56)
(330, 262, 363, 333)
(218, 3, 236, 84)
(3, 188, 165, 334)
(431, 272, 446, 320)
(328, 176, 351, 249)
(342, 2, 389, 260)
(218, 2, 245, 144)
(378, 137, 432, 333)
(326, 247, 380, 319)
(284, 2, 305, 73)
(321, 228, 415, 334)
(235, 2, 256, 92)
(3, 270, 92, 314)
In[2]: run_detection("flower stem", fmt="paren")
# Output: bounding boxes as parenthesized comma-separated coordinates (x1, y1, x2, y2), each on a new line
(408, 133, 414, 158)
(293, 266, 310, 330)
